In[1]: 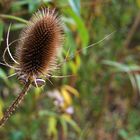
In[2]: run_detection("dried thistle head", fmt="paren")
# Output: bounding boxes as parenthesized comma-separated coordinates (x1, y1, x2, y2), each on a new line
(0, 7, 65, 127)
(15, 8, 64, 86)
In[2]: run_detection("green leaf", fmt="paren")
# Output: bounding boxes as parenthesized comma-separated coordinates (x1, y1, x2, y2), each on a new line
(135, 74, 140, 94)
(12, 0, 29, 6)
(65, 29, 77, 55)
(69, 61, 77, 74)
(0, 21, 4, 46)
(61, 115, 81, 133)
(118, 129, 128, 139)
(68, 0, 81, 16)
(48, 116, 57, 136)
(66, 8, 89, 49)
(11, 23, 26, 30)
(10, 130, 24, 140)
(103, 60, 140, 92)
(0, 14, 28, 24)
(102, 60, 140, 72)
(39, 110, 57, 117)
(130, 136, 140, 140)
(0, 68, 9, 85)
(28, 0, 37, 13)
(59, 117, 68, 136)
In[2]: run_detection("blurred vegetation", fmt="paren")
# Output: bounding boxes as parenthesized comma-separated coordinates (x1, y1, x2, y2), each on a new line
(0, 0, 140, 140)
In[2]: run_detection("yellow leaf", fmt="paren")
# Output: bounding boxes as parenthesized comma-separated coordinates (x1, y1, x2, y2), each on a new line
(0, 99, 4, 119)
(69, 61, 77, 74)
(61, 114, 71, 120)
(61, 88, 72, 106)
(63, 85, 79, 97)
(9, 68, 15, 75)
(34, 88, 42, 100)
(76, 55, 81, 68)
(136, 0, 140, 8)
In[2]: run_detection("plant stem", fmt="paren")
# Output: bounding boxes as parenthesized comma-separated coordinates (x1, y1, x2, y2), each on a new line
(0, 14, 28, 24)
(0, 80, 31, 127)
(124, 11, 140, 48)
(58, 123, 66, 140)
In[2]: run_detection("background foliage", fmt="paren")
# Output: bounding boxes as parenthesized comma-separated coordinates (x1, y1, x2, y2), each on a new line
(0, 0, 140, 140)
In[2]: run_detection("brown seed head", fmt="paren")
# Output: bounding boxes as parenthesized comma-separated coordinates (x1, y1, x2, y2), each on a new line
(16, 8, 64, 81)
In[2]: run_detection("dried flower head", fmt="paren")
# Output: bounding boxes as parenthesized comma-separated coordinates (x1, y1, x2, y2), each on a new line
(16, 8, 64, 86)
(0, 8, 64, 127)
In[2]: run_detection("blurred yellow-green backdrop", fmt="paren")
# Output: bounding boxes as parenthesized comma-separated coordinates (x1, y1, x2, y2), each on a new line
(0, 0, 140, 140)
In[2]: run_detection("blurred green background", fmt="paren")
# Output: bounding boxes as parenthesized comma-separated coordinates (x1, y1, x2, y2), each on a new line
(0, 0, 140, 140)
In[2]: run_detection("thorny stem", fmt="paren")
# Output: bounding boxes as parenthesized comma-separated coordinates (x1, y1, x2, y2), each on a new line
(0, 80, 31, 127)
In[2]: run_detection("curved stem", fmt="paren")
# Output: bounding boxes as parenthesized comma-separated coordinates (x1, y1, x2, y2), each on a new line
(0, 80, 31, 127)
(0, 14, 28, 24)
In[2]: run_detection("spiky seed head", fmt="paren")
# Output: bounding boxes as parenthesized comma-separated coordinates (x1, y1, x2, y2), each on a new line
(16, 8, 64, 81)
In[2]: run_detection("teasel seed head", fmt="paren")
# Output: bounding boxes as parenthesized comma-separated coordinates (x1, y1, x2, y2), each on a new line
(16, 8, 64, 82)
(0, 8, 65, 127)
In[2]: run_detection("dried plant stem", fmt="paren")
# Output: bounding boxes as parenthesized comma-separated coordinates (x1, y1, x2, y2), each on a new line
(58, 123, 66, 140)
(124, 11, 140, 48)
(0, 80, 31, 127)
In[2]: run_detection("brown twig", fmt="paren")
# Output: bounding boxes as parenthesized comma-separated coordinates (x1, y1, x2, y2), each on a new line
(124, 11, 140, 48)
(0, 80, 31, 127)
